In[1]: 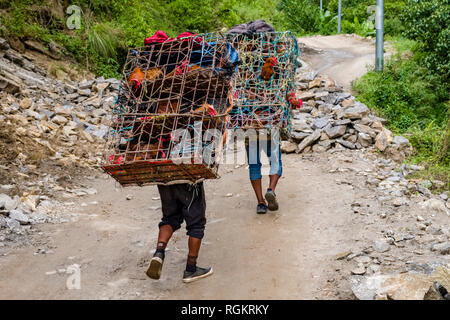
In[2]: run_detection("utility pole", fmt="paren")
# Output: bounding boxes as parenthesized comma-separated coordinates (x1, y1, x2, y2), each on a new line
(375, 0, 384, 72)
(320, 0, 322, 11)
(337, 0, 342, 34)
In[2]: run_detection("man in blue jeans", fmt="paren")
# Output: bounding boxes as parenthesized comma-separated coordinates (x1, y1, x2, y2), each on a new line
(245, 130, 282, 214)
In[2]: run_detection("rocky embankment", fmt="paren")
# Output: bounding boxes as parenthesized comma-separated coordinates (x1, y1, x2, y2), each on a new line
(0, 37, 117, 239)
(287, 70, 449, 300)
(282, 71, 411, 160)
(285, 69, 449, 207)
(306, 147, 450, 300)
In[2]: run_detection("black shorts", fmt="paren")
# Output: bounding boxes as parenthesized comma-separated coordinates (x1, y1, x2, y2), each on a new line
(157, 182, 206, 239)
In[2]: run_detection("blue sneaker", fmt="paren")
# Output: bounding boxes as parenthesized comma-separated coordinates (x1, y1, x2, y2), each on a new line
(257, 203, 268, 214)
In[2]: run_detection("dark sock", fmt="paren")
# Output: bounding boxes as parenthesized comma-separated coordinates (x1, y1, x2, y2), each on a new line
(267, 188, 273, 192)
(186, 263, 196, 272)
(186, 255, 197, 272)
(155, 241, 167, 258)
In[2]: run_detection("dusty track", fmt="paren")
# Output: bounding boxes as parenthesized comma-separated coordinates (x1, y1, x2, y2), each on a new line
(0, 153, 365, 299)
(298, 34, 393, 90)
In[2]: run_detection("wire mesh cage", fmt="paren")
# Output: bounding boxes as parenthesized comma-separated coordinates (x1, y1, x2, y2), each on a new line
(225, 31, 299, 130)
(102, 33, 238, 186)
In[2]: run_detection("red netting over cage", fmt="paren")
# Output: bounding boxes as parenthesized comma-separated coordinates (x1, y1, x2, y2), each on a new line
(102, 33, 239, 186)
(225, 31, 299, 130)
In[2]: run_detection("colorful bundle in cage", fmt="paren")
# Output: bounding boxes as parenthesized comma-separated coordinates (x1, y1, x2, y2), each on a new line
(102, 33, 239, 186)
(225, 31, 299, 130)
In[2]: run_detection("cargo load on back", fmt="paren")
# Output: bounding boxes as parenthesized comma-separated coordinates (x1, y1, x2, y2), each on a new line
(225, 30, 299, 130)
(102, 32, 239, 186)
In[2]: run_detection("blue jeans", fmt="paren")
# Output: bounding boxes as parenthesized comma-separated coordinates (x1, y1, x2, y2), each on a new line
(245, 138, 282, 181)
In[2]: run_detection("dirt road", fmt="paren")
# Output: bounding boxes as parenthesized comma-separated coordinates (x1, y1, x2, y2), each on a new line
(0, 36, 400, 300)
(298, 34, 392, 90)
(0, 151, 368, 299)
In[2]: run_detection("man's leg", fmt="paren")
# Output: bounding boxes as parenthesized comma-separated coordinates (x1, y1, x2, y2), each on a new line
(183, 235, 213, 283)
(264, 136, 282, 211)
(147, 224, 174, 279)
(147, 185, 182, 280)
(246, 140, 267, 214)
(186, 236, 201, 271)
(182, 183, 213, 283)
(268, 174, 281, 191)
(250, 178, 265, 204)
(268, 137, 282, 191)
(155, 224, 174, 256)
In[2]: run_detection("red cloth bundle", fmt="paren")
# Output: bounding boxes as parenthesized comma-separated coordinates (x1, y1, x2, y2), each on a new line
(144, 30, 204, 46)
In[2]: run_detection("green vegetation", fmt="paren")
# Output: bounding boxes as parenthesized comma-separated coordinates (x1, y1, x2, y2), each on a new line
(0, 0, 408, 77)
(402, 0, 449, 82)
(280, 0, 407, 36)
(0, 0, 287, 77)
(353, 0, 449, 189)
(0, 0, 448, 187)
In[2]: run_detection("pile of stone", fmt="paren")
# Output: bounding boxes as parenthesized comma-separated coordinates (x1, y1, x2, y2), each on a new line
(350, 265, 450, 300)
(0, 37, 119, 168)
(281, 71, 411, 158)
(320, 148, 449, 300)
(1, 39, 118, 137)
(308, 146, 450, 299)
(0, 37, 116, 235)
(0, 186, 98, 237)
(0, 192, 46, 233)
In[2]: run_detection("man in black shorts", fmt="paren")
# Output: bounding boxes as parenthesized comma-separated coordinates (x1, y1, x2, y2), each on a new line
(146, 182, 213, 283)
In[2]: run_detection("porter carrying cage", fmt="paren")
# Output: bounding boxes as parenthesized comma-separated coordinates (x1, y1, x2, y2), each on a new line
(102, 33, 238, 186)
(225, 31, 299, 130)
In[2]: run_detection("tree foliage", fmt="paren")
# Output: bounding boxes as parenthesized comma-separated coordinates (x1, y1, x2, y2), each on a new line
(0, 0, 288, 77)
(401, 0, 450, 81)
(280, 0, 407, 36)
(278, 0, 322, 34)
(354, 1, 450, 177)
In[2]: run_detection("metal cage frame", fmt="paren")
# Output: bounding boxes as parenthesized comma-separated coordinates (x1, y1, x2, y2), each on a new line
(102, 33, 236, 186)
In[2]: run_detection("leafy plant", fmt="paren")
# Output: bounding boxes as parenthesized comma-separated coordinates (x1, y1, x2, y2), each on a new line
(401, 0, 450, 81)
(353, 38, 449, 186)
(354, 17, 375, 37)
(278, 0, 322, 34)
(86, 22, 126, 60)
(318, 10, 338, 35)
